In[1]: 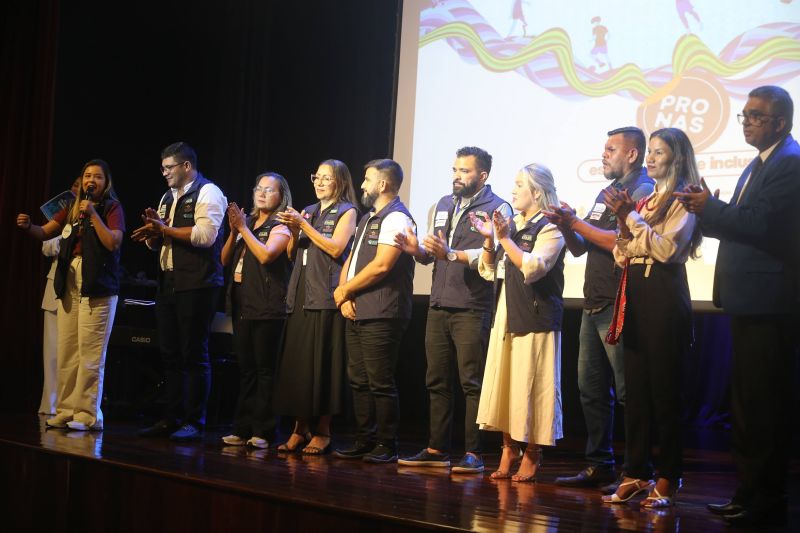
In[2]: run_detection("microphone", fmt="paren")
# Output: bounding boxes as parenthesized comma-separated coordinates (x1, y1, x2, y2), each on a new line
(79, 184, 96, 220)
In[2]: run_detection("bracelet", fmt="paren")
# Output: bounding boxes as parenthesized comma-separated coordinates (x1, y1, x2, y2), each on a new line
(483, 245, 495, 253)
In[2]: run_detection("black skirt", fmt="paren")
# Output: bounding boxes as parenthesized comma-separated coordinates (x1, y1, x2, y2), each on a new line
(272, 266, 347, 417)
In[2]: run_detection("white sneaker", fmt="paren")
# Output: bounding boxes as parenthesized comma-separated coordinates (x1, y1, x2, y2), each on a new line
(46, 415, 71, 428)
(66, 420, 102, 431)
(247, 437, 269, 449)
(222, 434, 246, 446)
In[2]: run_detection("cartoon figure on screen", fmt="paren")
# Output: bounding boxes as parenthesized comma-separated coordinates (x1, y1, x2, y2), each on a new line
(676, 0, 703, 34)
(506, 0, 530, 39)
(589, 16, 612, 73)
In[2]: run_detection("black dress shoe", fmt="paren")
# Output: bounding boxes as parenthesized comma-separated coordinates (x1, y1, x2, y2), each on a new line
(332, 440, 376, 459)
(599, 472, 624, 495)
(706, 500, 745, 516)
(138, 419, 179, 438)
(362, 444, 398, 464)
(555, 465, 616, 487)
(724, 507, 787, 528)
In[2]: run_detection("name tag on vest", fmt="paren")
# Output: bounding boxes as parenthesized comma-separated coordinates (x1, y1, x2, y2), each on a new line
(519, 233, 533, 252)
(434, 211, 449, 227)
(588, 202, 605, 221)
(367, 229, 379, 245)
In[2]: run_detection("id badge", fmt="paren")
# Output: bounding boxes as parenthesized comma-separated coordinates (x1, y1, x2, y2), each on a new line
(234, 256, 244, 282)
(496, 259, 506, 280)
(588, 202, 606, 221)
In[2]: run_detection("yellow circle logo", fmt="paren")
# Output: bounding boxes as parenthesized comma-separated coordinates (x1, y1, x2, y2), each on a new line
(637, 75, 729, 152)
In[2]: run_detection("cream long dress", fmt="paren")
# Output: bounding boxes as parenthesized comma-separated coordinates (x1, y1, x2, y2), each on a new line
(476, 213, 565, 446)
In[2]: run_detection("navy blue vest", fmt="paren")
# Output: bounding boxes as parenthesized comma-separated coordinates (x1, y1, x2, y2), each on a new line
(351, 197, 415, 321)
(429, 185, 510, 311)
(497, 216, 565, 333)
(54, 199, 123, 299)
(226, 217, 291, 320)
(158, 174, 224, 291)
(583, 168, 653, 309)
(286, 201, 356, 312)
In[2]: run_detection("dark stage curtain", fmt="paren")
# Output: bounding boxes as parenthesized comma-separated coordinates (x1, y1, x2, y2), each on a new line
(0, 0, 60, 411)
(3, 0, 403, 412)
(50, 0, 402, 282)
(686, 313, 733, 426)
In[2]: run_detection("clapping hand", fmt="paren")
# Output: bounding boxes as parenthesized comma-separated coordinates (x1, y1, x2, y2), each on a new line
(394, 226, 421, 255)
(422, 230, 451, 260)
(491, 211, 511, 240)
(275, 206, 305, 231)
(227, 202, 247, 232)
(131, 207, 166, 242)
(602, 187, 635, 221)
(673, 178, 718, 215)
(469, 212, 493, 239)
(542, 201, 577, 228)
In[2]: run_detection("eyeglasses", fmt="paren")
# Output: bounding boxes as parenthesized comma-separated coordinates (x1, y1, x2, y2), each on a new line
(253, 186, 278, 194)
(310, 174, 334, 184)
(160, 162, 185, 173)
(737, 112, 777, 126)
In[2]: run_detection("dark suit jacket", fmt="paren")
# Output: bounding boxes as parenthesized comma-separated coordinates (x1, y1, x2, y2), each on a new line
(702, 134, 800, 315)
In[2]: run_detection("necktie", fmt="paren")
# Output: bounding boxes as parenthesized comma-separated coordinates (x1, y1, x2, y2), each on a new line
(736, 157, 762, 205)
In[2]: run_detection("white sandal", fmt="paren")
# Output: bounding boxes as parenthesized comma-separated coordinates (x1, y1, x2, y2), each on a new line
(602, 478, 655, 504)
(641, 479, 682, 508)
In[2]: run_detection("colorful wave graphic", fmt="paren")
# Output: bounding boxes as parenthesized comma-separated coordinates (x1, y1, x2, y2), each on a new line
(420, 1, 800, 101)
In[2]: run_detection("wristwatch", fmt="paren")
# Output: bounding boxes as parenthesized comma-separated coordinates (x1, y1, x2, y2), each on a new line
(446, 251, 458, 262)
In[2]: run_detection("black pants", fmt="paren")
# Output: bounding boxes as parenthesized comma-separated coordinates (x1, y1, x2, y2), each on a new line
(622, 263, 690, 481)
(345, 318, 409, 447)
(155, 272, 220, 427)
(730, 313, 796, 510)
(425, 307, 489, 453)
(232, 316, 284, 440)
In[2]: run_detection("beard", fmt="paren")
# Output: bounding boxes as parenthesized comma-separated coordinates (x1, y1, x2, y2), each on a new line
(361, 189, 379, 208)
(452, 180, 480, 198)
(603, 164, 623, 181)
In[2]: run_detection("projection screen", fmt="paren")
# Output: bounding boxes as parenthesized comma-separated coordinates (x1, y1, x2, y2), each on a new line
(393, 0, 800, 304)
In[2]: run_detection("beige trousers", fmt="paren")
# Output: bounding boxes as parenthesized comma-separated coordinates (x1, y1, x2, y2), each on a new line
(54, 256, 117, 428)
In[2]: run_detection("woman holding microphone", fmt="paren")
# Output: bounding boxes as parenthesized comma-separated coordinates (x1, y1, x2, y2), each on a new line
(17, 159, 124, 431)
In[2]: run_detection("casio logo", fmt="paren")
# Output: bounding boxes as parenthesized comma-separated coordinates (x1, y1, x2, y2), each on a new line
(131, 336, 151, 344)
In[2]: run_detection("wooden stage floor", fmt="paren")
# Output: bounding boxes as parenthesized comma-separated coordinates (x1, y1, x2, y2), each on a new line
(1, 414, 797, 532)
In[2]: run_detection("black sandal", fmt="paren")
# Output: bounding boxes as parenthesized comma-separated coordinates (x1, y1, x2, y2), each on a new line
(301, 434, 332, 455)
(277, 432, 312, 453)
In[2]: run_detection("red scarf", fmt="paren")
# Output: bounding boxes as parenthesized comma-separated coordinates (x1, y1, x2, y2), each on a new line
(605, 197, 649, 345)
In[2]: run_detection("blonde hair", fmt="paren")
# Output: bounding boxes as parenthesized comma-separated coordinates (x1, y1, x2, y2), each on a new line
(520, 163, 559, 212)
